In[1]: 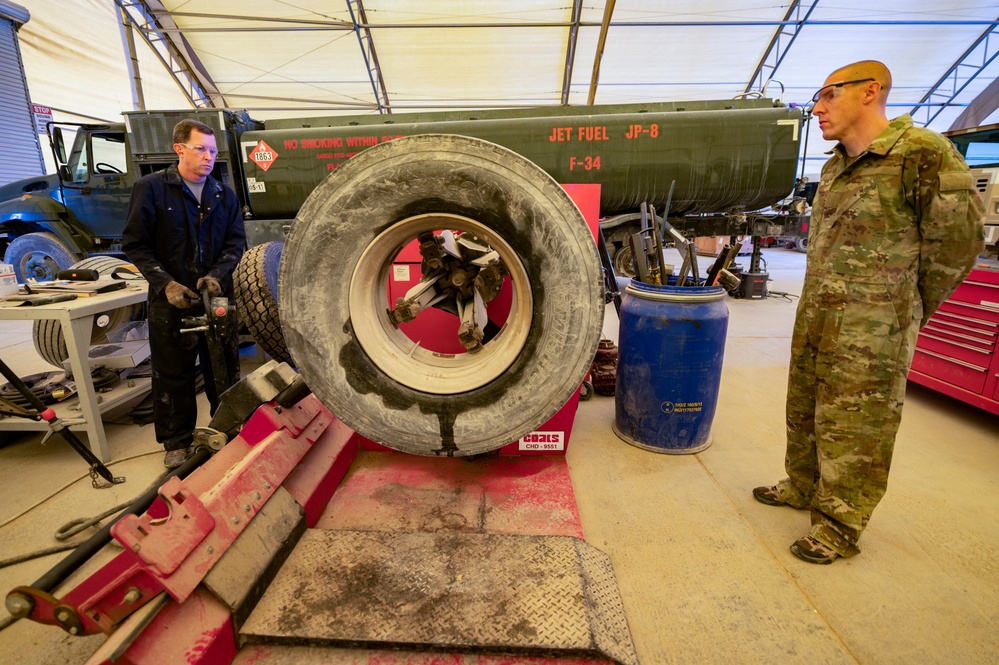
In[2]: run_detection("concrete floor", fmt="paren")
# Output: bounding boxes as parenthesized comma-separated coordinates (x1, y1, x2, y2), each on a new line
(0, 247, 997, 664)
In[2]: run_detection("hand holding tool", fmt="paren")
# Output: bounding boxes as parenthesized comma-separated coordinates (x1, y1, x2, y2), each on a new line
(165, 281, 197, 308)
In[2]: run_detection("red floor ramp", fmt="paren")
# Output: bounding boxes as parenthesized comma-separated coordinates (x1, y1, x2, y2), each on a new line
(316, 452, 585, 538)
(238, 529, 639, 665)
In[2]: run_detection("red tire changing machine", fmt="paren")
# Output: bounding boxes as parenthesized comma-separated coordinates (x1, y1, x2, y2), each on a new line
(5, 185, 639, 665)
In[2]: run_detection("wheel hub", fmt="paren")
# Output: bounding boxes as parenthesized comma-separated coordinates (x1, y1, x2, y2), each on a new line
(348, 213, 532, 395)
(25, 252, 59, 281)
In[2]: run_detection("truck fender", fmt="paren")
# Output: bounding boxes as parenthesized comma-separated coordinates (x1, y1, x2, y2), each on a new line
(599, 211, 664, 243)
(0, 196, 89, 255)
(0, 193, 66, 225)
(599, 212, 643, 233)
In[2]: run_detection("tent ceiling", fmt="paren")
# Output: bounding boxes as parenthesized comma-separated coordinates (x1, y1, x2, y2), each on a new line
(133, 0, 999, 128)
(11, 0, 999, 178)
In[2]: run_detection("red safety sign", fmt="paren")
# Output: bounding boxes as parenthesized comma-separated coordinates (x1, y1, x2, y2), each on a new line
(249, 140, 278, 171)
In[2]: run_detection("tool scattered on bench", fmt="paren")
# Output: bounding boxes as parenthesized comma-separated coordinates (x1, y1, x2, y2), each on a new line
(22, 279, 126, 297)
(2, 293, 78, 306)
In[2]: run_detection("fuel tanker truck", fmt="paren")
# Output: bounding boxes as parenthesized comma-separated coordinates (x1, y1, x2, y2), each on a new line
(236, 98, 804, 244)
(0, 99, 806, 453)
(1, 98, 804, 282)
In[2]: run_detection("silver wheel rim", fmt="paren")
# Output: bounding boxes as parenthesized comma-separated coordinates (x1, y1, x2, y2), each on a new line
(348, 213, 533, 395)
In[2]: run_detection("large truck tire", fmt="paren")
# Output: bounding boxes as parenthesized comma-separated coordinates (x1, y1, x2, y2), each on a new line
(4, 232, 82, 283)
(32, 256, 144, 368)
(280, 134, 604, 456)
(233, 241, 291, 364)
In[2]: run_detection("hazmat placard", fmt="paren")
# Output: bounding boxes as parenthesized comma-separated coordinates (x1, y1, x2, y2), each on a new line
(249, 140, 278, 171)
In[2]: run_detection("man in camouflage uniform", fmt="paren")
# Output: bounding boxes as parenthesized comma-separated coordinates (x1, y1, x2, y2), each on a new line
(754, 61, 985, 564)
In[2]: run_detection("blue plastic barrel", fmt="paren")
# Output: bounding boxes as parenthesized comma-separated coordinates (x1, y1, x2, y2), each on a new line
(613, 280, 729, 453)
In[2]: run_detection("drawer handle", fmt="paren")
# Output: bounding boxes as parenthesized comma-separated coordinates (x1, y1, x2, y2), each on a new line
(932, 311, 998, 328)
(964, 280, 999, 290)
(918, 332, 992, 354)
(915, 348, 987, 371)
(923, 323, 996, 342)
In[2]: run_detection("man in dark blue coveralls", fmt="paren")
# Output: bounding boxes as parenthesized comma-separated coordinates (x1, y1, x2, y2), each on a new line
(123, 119, 245, 468)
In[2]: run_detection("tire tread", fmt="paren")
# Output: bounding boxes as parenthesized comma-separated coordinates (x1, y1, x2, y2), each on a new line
(32, 256, 141, 367)
(233, 242, 291, 363)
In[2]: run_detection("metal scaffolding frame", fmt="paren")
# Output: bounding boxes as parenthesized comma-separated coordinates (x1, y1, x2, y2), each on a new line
(106, 5, 999, 121)
(347, 0, 391, 114)
(909, 17, 999, 127)
(114, 0, 224, 109)
(560, 0, 584, 106)
(744, 0, 819, 96)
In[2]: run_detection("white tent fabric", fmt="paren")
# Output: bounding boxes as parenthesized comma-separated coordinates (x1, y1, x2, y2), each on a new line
(17, 0, 192, 121)
(14, 0, 194, 172)
(11, 0, 999, 179)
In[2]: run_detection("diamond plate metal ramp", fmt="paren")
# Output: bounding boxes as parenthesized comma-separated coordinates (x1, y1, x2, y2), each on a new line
(240, 529, 639, 665)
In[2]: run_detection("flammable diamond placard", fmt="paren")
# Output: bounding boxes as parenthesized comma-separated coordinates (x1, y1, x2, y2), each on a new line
(249, 140, 278, 172)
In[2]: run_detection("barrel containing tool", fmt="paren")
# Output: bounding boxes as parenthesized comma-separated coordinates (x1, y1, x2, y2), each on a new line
(613, 280, 729, 453)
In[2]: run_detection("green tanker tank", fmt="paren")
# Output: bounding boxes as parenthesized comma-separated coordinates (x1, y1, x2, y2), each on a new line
(241, 98, 802, 228)
(0, 100, 803, 283)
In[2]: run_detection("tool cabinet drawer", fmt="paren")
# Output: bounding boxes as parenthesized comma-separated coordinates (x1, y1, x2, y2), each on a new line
(930, 300, 999, 331)
(908, 266, 999, 414)
(911, 348, 988, 394)
(948, 273, 999, 309)
(915, 330, 993, 366)
(920, 319, 995, 348)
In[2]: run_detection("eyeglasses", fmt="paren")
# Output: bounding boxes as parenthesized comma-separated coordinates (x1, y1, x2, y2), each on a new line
(178, 143, 218, 157)
(811, 78, 876, 103)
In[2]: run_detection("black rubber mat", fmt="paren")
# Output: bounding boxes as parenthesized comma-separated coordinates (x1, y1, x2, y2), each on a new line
(240, 529, 639, 664)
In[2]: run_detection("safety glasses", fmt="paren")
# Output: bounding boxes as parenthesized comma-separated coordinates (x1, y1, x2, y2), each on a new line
(811, 78, 876, 103)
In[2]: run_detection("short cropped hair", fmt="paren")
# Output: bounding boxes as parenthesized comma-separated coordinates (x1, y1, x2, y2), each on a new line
(832, 60, 892, 100)
(173, 119, 215, 145)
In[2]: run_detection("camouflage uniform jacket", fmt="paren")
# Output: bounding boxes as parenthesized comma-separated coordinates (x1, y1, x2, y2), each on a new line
(808, 114, 985, 324)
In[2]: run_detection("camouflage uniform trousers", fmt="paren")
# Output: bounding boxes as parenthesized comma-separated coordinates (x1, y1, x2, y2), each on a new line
(776, 275, 921, 557)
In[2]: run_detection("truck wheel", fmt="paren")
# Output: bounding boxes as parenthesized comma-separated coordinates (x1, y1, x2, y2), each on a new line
(795, 237, 808, 252)
(280, 134, 604, 456)
(32, 256, 143, 368)
(233, 241, 291, 364)
(4, 232, 81, 283)
(612, 243, 637, 279)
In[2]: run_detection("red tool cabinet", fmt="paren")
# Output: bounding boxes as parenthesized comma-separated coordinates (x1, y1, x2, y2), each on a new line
(908, 265, 999, 415)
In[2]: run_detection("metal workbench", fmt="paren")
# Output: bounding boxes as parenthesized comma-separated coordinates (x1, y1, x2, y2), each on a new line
(0, 284, 149, 461)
